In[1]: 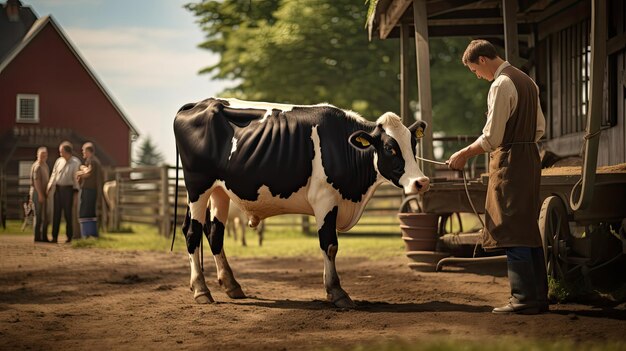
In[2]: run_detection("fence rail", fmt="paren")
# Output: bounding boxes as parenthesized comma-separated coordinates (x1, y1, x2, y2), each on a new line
(100, 165, 406, 236)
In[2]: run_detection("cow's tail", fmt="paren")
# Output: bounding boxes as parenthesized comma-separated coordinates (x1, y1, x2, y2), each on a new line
(170, 144, 180, 251)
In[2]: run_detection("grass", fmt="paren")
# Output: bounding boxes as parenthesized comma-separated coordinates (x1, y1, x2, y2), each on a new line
(1, 220, 406, 260)
(319, 338, 626, 351)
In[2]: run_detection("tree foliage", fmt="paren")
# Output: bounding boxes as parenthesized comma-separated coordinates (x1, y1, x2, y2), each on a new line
(134, 136, 164, 166)
(186, 0, 487, 135)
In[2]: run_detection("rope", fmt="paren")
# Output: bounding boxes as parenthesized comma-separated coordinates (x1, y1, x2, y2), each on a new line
(415, 155, 485, 258)
(583, 129, 602, 140)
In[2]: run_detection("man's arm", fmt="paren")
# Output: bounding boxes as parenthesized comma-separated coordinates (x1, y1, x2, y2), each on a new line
(47, 159, 60, 194)
(447, 139, 486, 170)
(33, 165, 46, 202)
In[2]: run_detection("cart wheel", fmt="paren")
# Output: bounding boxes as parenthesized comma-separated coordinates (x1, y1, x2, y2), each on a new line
(538, 196, 571, 280)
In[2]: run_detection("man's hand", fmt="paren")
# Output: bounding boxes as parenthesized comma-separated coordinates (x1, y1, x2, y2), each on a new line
(447, 148, 468, 170)
(37, 191, 46, 204)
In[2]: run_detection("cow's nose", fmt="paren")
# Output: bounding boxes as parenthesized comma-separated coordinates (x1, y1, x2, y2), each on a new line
(414, 177, 430, 191)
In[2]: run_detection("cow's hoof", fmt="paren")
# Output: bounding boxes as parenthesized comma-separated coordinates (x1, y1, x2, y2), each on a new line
(333, 296, 356, 309)
(328, 292, 356, 309)
(194, 291, 215, 304)
(226, 286, 246, 299)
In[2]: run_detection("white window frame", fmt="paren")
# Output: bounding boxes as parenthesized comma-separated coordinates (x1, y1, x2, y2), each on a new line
(16, 94, 39, 123)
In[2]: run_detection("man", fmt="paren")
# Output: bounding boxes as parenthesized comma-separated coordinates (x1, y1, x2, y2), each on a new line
(30, 146, 50, 242)
(47, 141, 81, 243)
(76, 142, 103, 238)
(447, 40, 548, 315)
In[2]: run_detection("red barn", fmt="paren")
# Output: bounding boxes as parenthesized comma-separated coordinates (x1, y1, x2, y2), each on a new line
(0, 0, 138, 220)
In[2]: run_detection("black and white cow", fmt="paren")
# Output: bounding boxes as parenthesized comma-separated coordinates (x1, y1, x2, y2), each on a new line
(174, 98, 429, 308)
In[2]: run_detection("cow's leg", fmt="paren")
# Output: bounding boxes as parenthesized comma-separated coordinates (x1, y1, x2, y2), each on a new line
(239, 215, 247, 247)
(206, 187, 245, 299)
(315, 205, 355, 308)
(185, 192, 214, 304)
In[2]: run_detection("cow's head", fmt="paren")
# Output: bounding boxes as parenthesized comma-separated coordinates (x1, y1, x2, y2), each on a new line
(349, 112, 430, 195)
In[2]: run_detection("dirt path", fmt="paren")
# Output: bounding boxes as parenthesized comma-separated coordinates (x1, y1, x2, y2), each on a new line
(1, 235, 625, 350)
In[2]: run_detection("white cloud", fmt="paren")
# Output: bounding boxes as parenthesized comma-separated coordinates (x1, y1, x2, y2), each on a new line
(65, 26, 218, 89)
(61, 25, 231, 164)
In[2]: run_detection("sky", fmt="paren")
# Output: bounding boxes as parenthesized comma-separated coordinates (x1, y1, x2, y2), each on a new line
(26, 0, 232, 165)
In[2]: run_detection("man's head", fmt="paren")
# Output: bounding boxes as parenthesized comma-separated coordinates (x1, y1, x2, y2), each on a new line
(36, 146, 47, 163)
(462, 39, 503, 81)
(59, 141, 73, 160)
(82, 142, 95, 159)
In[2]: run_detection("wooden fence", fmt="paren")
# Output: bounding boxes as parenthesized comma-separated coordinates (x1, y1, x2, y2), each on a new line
(103, 165, 405, 236)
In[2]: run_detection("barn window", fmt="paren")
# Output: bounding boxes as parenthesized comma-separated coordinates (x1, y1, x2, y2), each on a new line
(16, 94, 39, 123)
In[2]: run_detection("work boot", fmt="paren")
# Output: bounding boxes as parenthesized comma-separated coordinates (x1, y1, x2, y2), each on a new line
(492, 260, 541, 315)
(532, 247, 549, 313)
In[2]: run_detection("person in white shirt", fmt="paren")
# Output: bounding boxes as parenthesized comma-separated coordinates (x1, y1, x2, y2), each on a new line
(447, 40, 548, 315)
(47, 141, 81, 243)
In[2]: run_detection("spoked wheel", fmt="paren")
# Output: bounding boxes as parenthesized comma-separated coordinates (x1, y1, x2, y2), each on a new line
(538, 196, 572, 280)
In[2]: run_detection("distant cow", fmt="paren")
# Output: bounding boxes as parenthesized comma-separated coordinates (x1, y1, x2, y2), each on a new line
(226, 200, 264, 246)
(174, 98, 429, 308)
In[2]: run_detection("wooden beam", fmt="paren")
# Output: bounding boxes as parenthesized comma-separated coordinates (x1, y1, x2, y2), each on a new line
(608, 32, 626, 56)
(413, 0, 435, 177)
(400, 22, 412, 126)
(426, 0, 481, 16)
(380, 0, 413, 39)
(570, 0, 607, 211)
(503, 0, 521, 67)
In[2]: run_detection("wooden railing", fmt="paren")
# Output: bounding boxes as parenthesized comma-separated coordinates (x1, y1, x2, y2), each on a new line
(102, 165, 405, 236)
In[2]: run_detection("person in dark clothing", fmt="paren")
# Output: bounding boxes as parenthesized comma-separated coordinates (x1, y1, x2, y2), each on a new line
(76, 142, 103, 238)
(447, 40, 549, 314)
(47, 141, 81, 243)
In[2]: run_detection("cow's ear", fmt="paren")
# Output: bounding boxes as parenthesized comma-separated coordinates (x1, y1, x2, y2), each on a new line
(408, 120, 427, 139)
(349, 131, 375, 150)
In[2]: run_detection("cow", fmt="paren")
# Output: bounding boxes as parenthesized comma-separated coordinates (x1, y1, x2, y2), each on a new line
(226, 200, 264, 246)
(174, 98, 430, 308)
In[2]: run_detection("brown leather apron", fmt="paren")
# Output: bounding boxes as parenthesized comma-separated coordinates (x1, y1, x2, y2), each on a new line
(482, 66, 543, 250)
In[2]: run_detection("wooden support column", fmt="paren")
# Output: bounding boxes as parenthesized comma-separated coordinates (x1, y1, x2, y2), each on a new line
(570, 0, 607, 211)
(400, 22, 411, 126)
(413, 0, 435, 176)
(502, 0, 520, 67)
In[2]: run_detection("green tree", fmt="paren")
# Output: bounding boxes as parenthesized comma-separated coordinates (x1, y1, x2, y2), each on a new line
(429, 37, 489, 136)
(186, 0, 400, 119)
(186, 0, 487, 135)
(134, 136, 164, 166)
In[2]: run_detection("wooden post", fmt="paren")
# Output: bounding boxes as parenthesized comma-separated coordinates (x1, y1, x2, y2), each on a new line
(113, 171, 120, 231)
(502, 0, 520, 67)
(400, 22, 412, 126)
(101, 167, 108, 232)
(570, 0, 606, 211)
(413, 0, 435, 177)
(160, 165, 170, 236)
(301, 215, 311, 236)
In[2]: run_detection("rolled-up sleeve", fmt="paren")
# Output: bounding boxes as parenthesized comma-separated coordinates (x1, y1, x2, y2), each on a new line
(478, 77, 517, 152)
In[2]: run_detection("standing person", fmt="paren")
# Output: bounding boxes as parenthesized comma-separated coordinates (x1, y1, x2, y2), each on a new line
(47, 141, 81, 243)
(29, 146, 50, 242)
(447, 40, 548, 315)
(76, 142, 103, 238)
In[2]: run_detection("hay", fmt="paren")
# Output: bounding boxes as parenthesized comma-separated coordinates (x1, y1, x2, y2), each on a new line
(541, 163, 626, 176)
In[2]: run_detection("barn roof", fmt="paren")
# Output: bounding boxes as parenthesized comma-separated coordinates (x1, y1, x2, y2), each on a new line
(0, 14, 139, 137)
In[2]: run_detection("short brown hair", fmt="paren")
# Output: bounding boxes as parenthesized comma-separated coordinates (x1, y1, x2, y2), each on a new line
(83, 142, 95, 154)
(60, 141, 73, 154)
(462, 39, 499, 65)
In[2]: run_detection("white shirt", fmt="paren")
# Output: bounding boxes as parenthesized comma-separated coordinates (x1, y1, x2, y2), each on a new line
(478, 61, 546, 152)
(47, 156, 81, 190)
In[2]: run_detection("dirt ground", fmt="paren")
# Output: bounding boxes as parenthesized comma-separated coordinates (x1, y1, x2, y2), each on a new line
(1, 235, 625, 351)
